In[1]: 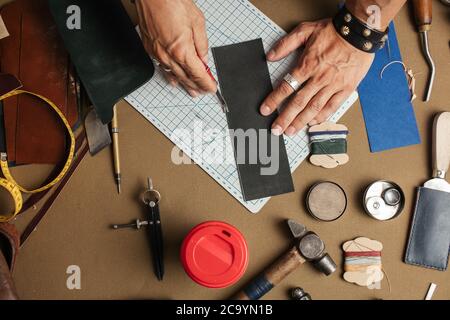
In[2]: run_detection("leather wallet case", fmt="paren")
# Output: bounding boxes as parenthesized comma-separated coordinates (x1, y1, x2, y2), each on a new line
(212, 39, 294, 201)
(405, 187, 450, 271)
(48, 0, 155, 124)
(0, 0, 79, 165)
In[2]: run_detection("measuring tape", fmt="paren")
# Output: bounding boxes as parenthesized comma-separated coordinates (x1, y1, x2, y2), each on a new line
(0, 89, 75, 222)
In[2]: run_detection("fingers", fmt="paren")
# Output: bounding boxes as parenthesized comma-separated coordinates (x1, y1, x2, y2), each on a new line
(267, 22, 315, 61)
(309, 90, 352, 125)
(284, 87, 335, 135)
(192, 12, 209, 63)
(271, 82, 321, 136)
(181, 51, 217, 93)
(260, 69, 309, 117)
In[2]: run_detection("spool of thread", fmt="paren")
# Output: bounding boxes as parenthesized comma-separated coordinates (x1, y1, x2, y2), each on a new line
(308, 122, 350, 169)
(310, 132, 348, 155)
(342, 238, 388, 289)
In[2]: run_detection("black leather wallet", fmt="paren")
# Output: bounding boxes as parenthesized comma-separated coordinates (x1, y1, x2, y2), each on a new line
(212, 39, 294, 201)
(405, 187, 450, 271)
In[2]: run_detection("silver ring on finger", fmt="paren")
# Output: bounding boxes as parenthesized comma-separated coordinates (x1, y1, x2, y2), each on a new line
(151, 57, 161, 67)
(283, 73, 302, 92)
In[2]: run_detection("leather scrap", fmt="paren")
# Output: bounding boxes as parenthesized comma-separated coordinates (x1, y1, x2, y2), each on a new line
(0, 0, 79, 165)
(0, 223, 19, 300)
(212, 39, 294, 201)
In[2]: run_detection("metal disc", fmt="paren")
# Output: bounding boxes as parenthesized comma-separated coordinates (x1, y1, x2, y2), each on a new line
(363, 181, 405, 221)
(299, 233, 325, 260)
(306, 182, 347, 222)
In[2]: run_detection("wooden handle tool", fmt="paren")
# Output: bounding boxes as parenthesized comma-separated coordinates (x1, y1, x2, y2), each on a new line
(412, 0, 435, 102)
(432, 112, 450, 179)
(412, 0, 433, 32)
(232, 247, 306, 300)
(231, 220, 336, 300)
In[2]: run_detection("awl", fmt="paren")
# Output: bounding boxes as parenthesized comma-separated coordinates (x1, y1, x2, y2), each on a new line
(412, 0, 435, 102)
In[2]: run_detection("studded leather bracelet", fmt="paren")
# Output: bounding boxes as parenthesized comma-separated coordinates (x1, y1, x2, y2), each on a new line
(333, 6, 389, 53)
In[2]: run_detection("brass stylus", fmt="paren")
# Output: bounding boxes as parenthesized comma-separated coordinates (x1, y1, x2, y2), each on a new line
(111, 105, 121, 194)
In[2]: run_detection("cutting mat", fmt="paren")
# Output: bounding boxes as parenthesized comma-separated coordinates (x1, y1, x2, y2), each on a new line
(125, 0, 358, 213)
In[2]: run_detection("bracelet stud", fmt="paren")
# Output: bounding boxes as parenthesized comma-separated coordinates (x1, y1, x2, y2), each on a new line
(341, 25, 350, 36)
(344, 13, 352, 23)
(362, 41, 373, 51)
(363, 28, 371, 37)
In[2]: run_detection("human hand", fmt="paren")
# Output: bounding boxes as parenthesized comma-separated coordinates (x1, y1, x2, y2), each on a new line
(260, 19, 374, 136)
(136, 0, 217, 97)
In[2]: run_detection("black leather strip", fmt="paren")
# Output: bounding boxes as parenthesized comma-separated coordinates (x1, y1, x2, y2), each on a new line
(212, 39, 294, 201)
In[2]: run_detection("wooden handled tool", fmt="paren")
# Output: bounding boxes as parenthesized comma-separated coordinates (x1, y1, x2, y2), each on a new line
(231, 220, 336, 300)
(432, 112, 450, 179)
(424, 112, 450, 192)
(412, 0, 432, 31)
(412, 0, 435, 102)
(233, 247, 306, 300)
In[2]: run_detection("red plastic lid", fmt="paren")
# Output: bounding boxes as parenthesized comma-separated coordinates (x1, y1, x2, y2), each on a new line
(180, 221, 249, 288)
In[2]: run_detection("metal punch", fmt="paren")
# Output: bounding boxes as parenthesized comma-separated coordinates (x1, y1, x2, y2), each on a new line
(112, 178, 164, 281)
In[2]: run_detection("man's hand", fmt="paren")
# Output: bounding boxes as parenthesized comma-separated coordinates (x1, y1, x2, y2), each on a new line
(260, 19, 374, 136)
(136, 0, 216, 97)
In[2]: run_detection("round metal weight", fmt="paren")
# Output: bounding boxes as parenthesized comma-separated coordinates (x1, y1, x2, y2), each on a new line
(306, 182, 347, 222)
(363, 180, 405, 221)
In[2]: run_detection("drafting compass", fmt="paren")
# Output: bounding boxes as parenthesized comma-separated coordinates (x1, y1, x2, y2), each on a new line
(112, 178, 164, 281)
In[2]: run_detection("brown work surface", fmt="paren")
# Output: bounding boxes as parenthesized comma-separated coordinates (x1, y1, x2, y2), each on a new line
(2, 0, 450, 300)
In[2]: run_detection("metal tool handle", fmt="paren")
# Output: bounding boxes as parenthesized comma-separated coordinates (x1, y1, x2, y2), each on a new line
(412, 0, 432, 32)
(232, 246, 306, 300)
(432, 112, 450, 179)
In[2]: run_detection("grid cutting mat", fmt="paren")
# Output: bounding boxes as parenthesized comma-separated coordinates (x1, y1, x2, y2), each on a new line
(125, 0, 358, 213)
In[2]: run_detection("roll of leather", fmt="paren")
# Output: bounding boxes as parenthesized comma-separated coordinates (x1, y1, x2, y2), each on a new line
(0, 0, 79, 165)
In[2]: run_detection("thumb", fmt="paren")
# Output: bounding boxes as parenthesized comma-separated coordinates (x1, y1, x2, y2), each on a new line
(267, 22, 315, 61)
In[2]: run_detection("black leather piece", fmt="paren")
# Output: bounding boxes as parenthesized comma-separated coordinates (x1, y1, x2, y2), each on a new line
(212, 39, 294, 201)
(47, 0, 154, 124)
(405, 187, 450, 271)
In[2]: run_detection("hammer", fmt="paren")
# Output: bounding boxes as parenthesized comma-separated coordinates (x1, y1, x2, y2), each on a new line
(232, 220, 336, 300)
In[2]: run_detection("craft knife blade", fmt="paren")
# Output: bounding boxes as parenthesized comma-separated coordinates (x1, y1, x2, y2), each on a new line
(423, 112, 450, 193)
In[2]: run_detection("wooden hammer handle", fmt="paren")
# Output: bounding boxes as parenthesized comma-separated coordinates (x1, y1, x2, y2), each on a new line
(232, 246, 306, 300)
(412, 0, 432, 32)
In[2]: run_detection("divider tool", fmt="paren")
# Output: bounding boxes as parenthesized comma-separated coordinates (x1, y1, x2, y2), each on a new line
(112, 178, 164, 281)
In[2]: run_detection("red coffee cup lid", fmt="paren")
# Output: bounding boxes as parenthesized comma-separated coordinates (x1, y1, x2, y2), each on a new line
(181, 221, 249, 288)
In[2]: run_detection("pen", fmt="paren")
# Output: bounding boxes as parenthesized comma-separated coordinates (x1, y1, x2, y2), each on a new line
(111, 104, 121, 194)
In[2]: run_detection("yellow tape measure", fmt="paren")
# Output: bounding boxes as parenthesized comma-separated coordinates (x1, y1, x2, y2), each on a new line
(0, 89, 75, 222)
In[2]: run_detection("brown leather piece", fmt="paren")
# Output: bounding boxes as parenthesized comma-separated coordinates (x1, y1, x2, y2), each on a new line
(0, 0, 79, 165)
(0, 223, 19, 300)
